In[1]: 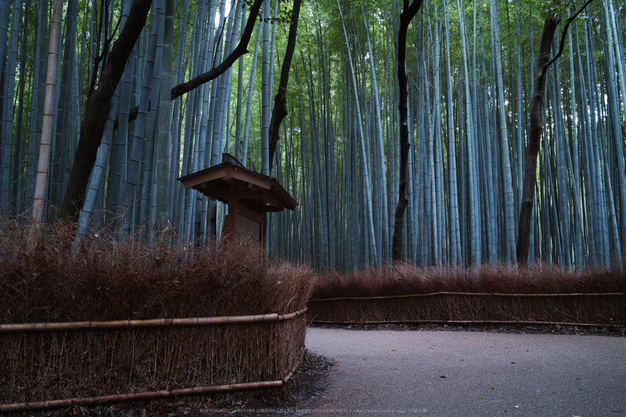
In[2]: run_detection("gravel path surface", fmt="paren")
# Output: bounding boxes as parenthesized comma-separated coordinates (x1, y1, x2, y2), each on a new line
(298, 328, 626, 416)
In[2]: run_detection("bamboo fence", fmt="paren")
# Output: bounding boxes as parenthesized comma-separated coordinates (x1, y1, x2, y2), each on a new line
(0, 308, 307, 412)
(0, 309, 307, 333)
(308, 292, 626, 327)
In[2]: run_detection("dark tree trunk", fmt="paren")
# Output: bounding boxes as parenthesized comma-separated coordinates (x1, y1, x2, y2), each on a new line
(60, 0, 152, 220)
(516, 17, 559, 265)
(392, 0, 424, 261)
(268, 0, 302, 172)
(517, 0, 596, 265)
(62, 0, 265, 221)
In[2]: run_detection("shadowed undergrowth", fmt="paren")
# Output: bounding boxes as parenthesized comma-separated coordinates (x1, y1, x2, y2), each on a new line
(0, 220, 316, 405)
(0, 220, 315, 324)
(310, 263, 626, 326)
(313, 262, 626, 299)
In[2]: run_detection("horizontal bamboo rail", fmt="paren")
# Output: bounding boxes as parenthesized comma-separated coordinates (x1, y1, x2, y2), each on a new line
(1, 351, 306, 413)
(311, 319, 625, 328)
(0, 307, 307, 334)
(0, 380, 283, 413)
(1, 317, 307, 413)
(310, 292, 625, 302)
(282, 349, 306, 385)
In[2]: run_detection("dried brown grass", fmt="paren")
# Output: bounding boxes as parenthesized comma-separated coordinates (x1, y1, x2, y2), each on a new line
(310, 262, 626, 325)
(0, 221, 314, 323)
(313, 262, 626, 298)
(0, 219, 316, 404)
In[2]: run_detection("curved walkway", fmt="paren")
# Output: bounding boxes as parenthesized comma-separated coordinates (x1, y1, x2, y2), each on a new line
(297, 328, 626, 416)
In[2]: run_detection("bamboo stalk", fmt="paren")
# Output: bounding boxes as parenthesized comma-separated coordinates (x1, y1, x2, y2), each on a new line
(0, 308, 307, 334)
(311, 319, 625, 328)
(309, 293, 625, 302)
(0, 380, 284, 413)
(282, 346, 306, 384)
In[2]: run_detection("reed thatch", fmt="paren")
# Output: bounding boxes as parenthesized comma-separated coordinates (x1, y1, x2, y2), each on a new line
(1, 316, 308, 405)
(0, 221, 316, 406)
(309, 263, 626, 326)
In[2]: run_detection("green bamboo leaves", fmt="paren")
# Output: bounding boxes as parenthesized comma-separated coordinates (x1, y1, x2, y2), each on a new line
(0, 0, 624, 272)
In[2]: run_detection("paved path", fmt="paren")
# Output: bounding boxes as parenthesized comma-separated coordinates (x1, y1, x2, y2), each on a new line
(298, 328, 626, 417)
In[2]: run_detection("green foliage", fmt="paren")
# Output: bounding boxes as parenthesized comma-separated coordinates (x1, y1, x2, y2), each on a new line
(0, 0, 624, 272)
(535, 0, 590, 19)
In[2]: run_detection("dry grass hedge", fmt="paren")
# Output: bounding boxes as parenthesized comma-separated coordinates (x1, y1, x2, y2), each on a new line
(310, 263, 626, 326)
(0, 220, 315, 405)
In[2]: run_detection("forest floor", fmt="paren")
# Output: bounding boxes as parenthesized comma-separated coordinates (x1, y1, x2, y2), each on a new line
(27, 323, 625, 417)
(313, 321, 626, 336)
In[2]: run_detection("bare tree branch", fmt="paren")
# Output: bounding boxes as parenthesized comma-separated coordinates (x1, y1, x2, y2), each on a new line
(268, 0, 302, 172)
(116, 0, 264, 129)
(169, 0, 264, 101)
(544, 0, 596, 70)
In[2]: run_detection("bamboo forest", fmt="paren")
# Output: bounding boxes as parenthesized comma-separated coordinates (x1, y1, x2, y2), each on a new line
(0, 0, 625, 272)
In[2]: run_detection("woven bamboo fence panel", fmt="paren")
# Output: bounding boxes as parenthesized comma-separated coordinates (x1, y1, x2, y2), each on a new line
(308, 293, 625, 326)
(0, 310, 307, 407)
